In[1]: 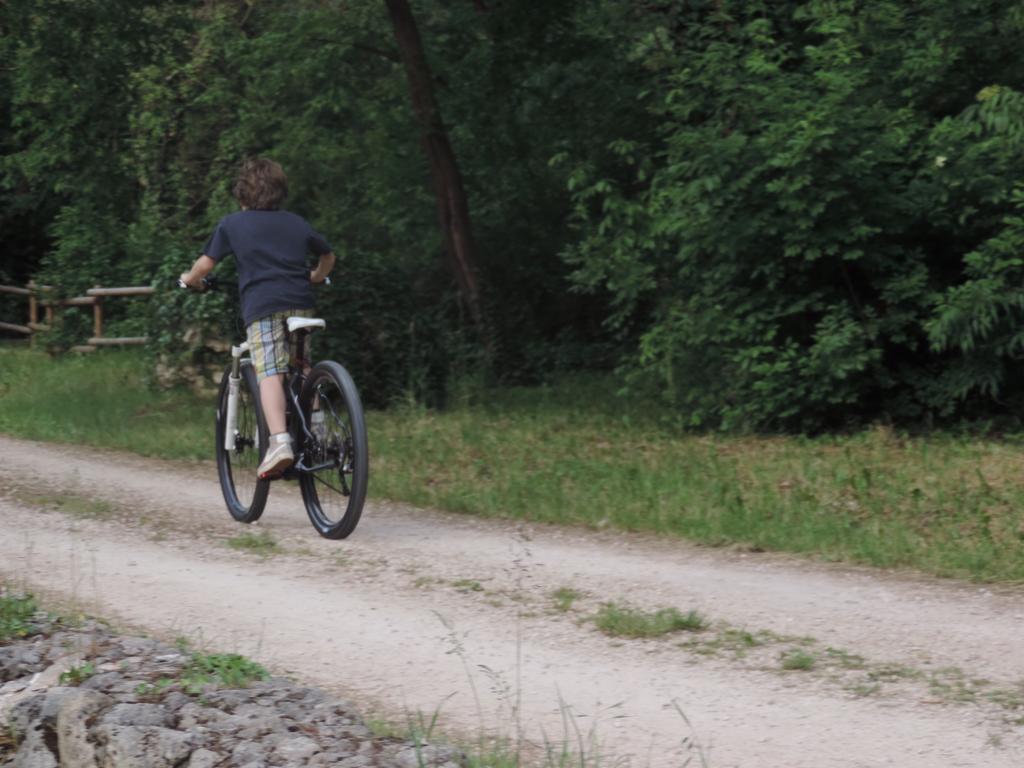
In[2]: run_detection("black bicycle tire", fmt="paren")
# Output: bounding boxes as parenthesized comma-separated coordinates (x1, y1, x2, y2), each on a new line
(298, 360, 369, 539)
(215, 362, 270, 523)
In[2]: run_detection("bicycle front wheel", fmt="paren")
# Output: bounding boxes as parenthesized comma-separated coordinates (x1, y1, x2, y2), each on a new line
(298, 360, 368, 539)
(215, 362, 269, 523)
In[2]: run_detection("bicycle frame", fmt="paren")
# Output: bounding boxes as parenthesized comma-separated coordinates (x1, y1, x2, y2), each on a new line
(222, 333, 312, 454)
(222, 327, 332, 476)
(223, 340, 251, 452)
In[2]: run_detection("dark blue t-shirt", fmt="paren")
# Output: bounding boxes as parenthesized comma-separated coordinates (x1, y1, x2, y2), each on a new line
(203, 210, 333, 326)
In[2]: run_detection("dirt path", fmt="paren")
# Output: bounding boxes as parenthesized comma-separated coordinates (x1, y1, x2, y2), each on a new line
(1, 435, 1022, 767)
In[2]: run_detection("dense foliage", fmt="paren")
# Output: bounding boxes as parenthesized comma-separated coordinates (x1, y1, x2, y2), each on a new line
(3, 0, 1024, 427)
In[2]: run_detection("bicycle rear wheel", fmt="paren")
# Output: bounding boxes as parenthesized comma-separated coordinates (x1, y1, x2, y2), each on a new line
(298, 360, 368, 539)
(216, 362, 270, 523)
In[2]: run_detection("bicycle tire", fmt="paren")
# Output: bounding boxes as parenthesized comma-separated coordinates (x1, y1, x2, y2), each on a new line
(215, 361, 270, 523)
(297, 360, 368, 539)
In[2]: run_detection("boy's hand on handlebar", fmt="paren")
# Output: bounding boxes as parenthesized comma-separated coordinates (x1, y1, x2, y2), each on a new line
(310, 251, 335, 285)
(310, 271, 332, 286)
(180, 255, 217, 291)
(178, 273, 216, 291)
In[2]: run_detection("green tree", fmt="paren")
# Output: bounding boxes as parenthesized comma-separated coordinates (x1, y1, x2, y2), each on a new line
(564, 0, 1024, 429)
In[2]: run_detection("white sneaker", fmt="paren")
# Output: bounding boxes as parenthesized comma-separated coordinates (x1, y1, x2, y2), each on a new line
(258, 434, 294, 478)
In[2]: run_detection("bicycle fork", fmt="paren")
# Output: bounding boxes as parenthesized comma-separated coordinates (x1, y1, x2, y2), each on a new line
(224, 341, 251, 452)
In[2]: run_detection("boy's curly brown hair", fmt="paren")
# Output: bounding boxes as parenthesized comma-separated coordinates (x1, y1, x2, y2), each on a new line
(232, 158, 288, 210)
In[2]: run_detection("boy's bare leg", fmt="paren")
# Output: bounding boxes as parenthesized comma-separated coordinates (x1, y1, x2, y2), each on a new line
(256, 373, 293, 478)
(259, 374, 287, 434)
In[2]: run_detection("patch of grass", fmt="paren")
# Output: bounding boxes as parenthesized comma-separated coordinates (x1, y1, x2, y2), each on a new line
(180, 652, 269, 694)
(134, 679, 175, 698)
(848, 682, 882, 697)
(0, 592, 37, 641)
(13, 488, 113, 520)
(867, 663, 923, 682)
(551, 587, 583, 613)
(684, 627, 778, 658)
(226, 530, 281, 556)
(780, 649, 817, 671)
(365, 715, 405, 740)
(594, 603, 708, 638)
(720, 628, 761, 648)
(986, 684, 1024, 711)
(825, 647, 867, 670)
(58, 661, 96, 686)
(452, 579, 485, 593)
(927, 667, 979, 703)
(130, 638, 266, 695)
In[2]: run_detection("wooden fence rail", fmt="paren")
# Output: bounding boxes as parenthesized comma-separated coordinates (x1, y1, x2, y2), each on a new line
(0, 282, 155, 351)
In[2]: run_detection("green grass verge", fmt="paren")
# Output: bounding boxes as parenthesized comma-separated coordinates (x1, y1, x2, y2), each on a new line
(0, 346, 211, 460)
(3, 346, 1024, 581)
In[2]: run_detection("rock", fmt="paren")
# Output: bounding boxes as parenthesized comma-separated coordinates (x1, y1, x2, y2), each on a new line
(233, 702, 272, 718)
(230, 703, 280, 739)
(185, 748, 225, 768)
(100, 702, 174, 727)
(8, 724, 58, 768)
(1, 653, 84, 725)
(394, 744, 461, 768)
(116, 637, 162, 657)
(202, 689, 255, 712)
(94, 724, 196, 768)
(56, 689, 115, 768)
(8, 688, 74, 736)
(231, 740, 267, 766)
(177, 702, 229, 730)
(0, 679, 30, 695)
(319, 740, 357, 762)
(80, 671, 144, 694)
(1, 621, 464, 768)
(0, 646, 43, 679)
(273, 735, 320, 763)
(37, 689, 73, 728)
(162, 691, 192, 712)
(334, 757, 372, 768)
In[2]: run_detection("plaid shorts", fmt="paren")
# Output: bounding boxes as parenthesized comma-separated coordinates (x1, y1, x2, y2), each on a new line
(246, 309, 314, 380)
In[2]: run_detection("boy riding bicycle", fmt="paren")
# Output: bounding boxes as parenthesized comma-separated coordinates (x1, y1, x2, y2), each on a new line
(180, 158, 336, 479)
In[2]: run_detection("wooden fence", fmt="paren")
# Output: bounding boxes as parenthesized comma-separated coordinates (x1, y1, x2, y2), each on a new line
(0, 282, 155, 352)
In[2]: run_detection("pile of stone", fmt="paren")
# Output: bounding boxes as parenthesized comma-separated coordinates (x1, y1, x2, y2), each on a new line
(0, 614, 461, 768)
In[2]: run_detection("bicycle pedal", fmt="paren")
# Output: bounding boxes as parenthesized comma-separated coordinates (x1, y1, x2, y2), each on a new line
(259, 461, 293, 481)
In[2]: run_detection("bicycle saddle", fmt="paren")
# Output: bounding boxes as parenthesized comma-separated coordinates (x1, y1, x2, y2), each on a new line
(287, 317, 326, 333)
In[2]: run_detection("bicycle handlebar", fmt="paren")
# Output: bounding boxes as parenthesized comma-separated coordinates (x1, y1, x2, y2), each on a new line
(177, 276, 218, 291)
(177, 274, 330, 291)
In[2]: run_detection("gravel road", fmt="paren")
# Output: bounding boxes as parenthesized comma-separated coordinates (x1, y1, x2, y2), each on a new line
(0, 435, 1022, 767)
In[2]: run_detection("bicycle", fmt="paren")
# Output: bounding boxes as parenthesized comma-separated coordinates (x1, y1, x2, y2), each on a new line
(179, 276, 368, 539)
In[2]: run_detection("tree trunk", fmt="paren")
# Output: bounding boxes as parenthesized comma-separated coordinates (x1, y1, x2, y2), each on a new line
(384, 0, 484, 329)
